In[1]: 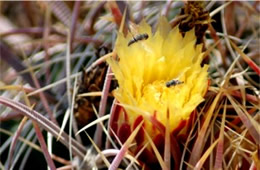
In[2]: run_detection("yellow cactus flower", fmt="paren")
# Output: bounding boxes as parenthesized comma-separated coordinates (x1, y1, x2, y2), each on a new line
(107, 17, 208, 165)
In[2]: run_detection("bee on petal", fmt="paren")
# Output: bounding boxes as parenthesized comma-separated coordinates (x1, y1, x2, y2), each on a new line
(128, 33, 149, 46)
(166, 79, 184, 87)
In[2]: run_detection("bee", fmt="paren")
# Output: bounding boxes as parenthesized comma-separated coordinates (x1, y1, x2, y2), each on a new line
(128, 33, 149, 46)
(166, 79, 184, 87)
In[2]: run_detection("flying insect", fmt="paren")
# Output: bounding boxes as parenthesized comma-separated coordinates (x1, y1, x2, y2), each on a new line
(166, 79, 184, 87)
(128, 33, 149, 46)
